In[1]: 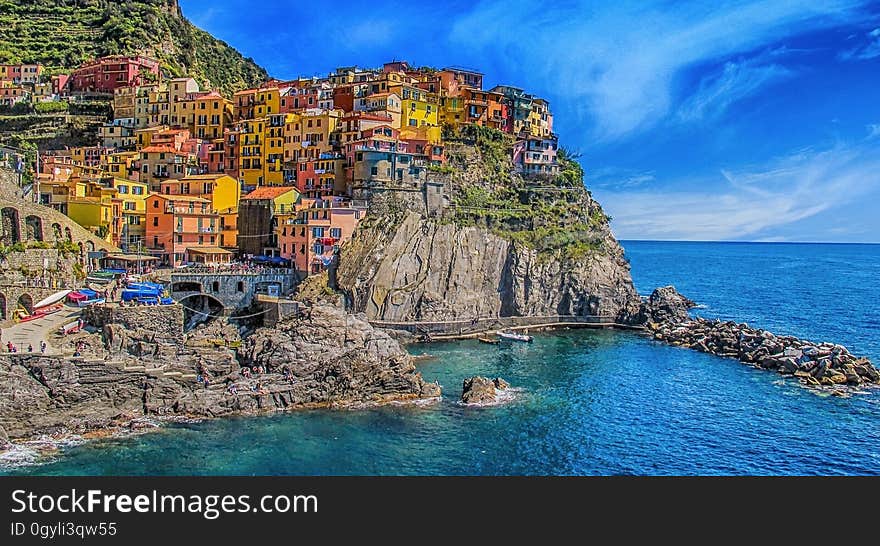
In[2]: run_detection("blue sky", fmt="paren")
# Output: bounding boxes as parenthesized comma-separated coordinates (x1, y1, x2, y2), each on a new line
(181, 0, 880, 242)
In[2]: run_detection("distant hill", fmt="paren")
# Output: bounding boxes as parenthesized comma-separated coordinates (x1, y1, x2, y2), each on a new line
(0, 0, 268, 96)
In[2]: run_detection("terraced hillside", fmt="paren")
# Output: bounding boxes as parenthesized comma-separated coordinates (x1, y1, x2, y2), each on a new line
(0, 0, 267, 96)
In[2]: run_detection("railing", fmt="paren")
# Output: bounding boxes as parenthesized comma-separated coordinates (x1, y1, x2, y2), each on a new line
(368, 315, 631, 336)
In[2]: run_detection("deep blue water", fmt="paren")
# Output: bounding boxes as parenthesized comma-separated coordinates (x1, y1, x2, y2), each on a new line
(3, 241, 879, 475)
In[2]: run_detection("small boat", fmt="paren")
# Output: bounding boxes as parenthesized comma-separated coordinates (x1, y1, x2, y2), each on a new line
(478, 337, 500, 345)
(498, 330, 533, 343)
(33, 290, 72, 309)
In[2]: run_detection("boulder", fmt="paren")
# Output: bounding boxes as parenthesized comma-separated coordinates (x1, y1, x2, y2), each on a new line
(461, 376, 498, 405)
(641, 286, 697, 325)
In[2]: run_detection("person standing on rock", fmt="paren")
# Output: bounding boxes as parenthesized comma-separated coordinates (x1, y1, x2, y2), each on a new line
(40, 341, 46, 354)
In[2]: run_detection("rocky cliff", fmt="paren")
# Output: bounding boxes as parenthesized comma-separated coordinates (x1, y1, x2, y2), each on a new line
(336, 127, 642, 323)
(0, 303, 439, 442)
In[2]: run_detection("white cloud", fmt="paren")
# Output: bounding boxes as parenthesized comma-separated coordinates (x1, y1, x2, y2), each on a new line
(450, 0, 867, 140)
(596, 142, 880, 240)
(677, 56, 794, 122)
(840, 27, 880, 59)
(867, 124, 880, 138)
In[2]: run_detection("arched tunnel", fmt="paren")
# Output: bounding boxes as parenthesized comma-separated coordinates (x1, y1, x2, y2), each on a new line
(178, 293, 225, 331)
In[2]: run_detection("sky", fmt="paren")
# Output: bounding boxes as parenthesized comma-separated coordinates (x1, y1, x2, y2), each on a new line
(180, 0, 880, 242)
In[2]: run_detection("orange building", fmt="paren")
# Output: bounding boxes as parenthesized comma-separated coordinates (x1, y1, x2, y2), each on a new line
(145, 194, 221, 266)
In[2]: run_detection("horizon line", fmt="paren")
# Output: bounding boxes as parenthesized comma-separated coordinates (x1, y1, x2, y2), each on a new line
(619, 239, 880, 245)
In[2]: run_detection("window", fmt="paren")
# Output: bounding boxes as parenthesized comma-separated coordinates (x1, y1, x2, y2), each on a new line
(152, 200, 159, 208)
(118, 185, 129, 194)
(312, 227, 325, 238)
(124, 201, 136, 211)
(330, 227, 341, 238)
(212, 281, 219, 292)
(153, 236, 159, 247)
(132, 186, 144, 195)
(371, 166, 378, 176)
(176, 235, 182, 243)
(236, 281, 244, 292)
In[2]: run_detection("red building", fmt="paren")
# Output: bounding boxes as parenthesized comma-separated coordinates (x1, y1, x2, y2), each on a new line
(69, 56, 160, 94)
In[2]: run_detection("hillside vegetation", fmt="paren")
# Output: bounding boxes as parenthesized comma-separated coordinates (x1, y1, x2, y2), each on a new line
(0, 0, 267, 95)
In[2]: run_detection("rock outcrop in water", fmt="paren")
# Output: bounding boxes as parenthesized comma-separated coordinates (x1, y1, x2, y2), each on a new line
(461, 376, 511, 405)
(644, 286, 880, 389)
(0, 303, 439, 442)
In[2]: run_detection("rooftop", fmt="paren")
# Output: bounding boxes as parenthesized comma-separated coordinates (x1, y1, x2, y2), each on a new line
(243, 186, 297, 200)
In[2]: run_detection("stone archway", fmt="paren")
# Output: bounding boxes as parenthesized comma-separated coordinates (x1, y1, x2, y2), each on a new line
(178, 293, 225, 330)
(0, 293, 6, 320)
(52, 223, 62, 241)
(64, 226, 72, 242)
(86, 240, 95, 252)
(171, 281, 202, 292)
(1, 207, 20, 244)
(17, 293, 33, 315)
(24, 215, 43, 241)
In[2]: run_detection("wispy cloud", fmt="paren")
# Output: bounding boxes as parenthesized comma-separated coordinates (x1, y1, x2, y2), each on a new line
(839, 27, 880, 59)
(596, 141, 880, 240)
(450, 0, 867, 140)
(586, 167, 655, 189)
(677, 54, 794, 122)
(867, 124, 880, 138)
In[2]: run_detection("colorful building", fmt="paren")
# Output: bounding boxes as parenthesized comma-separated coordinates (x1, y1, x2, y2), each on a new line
(278, 197, 366, 275)
(68, 56, 159, 94)
(145, 194, 220, 266)
(237, 186, 300, 257)
(104, 177, 149, 248)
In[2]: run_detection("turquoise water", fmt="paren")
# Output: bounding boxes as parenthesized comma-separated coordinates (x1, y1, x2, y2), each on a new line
(3, 241, 880, 475)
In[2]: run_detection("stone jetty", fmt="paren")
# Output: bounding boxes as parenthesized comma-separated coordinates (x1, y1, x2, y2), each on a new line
(644, 286, 880, 388)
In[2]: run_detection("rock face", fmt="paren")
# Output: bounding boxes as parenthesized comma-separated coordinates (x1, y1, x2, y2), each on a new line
(239, 304, 441, 404)
(0, 303, 440, 442)
(642, 285, 697, 324)
(643, 287, 880, 389)
(461, 376, 510, 405)
(337, 211, 642, 323)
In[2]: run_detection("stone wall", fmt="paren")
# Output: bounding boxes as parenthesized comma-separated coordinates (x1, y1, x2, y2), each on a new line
(82, 303, 184, 343)
(170, 270, 297, 311)
(0, 284, 63, 323)
(0, 166, 116, 253)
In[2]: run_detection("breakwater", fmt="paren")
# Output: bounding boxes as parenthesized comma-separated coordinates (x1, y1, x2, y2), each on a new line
(644, 287, 880, 389)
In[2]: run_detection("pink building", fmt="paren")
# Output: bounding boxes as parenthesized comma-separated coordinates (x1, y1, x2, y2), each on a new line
(69, 56, 160, 94)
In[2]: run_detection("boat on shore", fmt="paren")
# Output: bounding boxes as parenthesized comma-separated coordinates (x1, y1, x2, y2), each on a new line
(498, 331, 533, 343)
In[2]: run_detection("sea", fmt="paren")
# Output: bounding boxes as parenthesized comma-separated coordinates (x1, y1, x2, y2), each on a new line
(3, 241, 879, 475)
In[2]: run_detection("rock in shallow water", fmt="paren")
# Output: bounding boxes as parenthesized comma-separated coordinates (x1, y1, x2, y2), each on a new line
(461, 376, 510, 405)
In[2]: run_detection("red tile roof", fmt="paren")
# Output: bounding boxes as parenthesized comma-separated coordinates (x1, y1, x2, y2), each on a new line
(242, 186, 297, 200)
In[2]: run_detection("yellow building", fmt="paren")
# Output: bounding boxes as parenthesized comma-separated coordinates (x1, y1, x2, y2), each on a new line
(235, 118, 265, 186)
(106, 151, 140, 179)
(134, 84, 158, 129)
(66, 183, 116, 243)
(147, 86, 171, 127)
(190, 91, 231, 139)
(168, 77, 200, 128)
(394, 85, 441, 143)
(104, 177, 148, 247)
(254, 86, 281, 119)
(283, 109, 340, 162)
(440, 95, 465, 127)
(264, 113, 289, 185)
